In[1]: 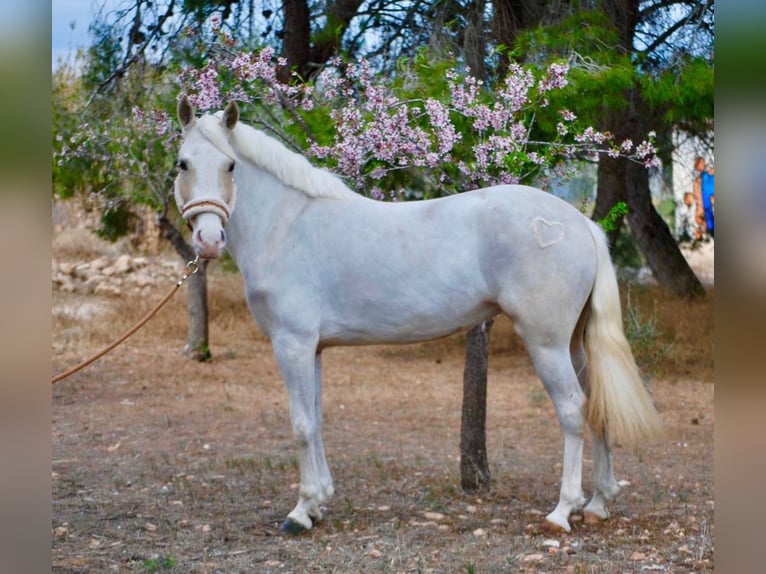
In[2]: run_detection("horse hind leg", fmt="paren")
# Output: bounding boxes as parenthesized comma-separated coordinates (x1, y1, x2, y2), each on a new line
(583, 433, 621, 523)
(570, 318, 620, 524)
(526, 343, 588, 532)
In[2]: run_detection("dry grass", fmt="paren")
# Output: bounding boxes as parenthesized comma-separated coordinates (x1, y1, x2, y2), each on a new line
(52, 239, 714, 573)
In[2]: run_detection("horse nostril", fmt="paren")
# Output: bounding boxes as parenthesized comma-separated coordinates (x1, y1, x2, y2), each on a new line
(220, 230, 226, 243)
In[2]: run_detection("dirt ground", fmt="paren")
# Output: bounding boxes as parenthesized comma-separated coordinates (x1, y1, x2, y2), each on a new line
(52, 234, 714, 573)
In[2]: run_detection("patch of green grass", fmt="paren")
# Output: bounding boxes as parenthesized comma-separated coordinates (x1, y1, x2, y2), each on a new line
(225, 457, 259, 472)
(624, 289, 675, 380)
(142, 554, 177, 573)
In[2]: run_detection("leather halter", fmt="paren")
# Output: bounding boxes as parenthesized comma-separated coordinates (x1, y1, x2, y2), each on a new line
(180, 196, 234, 224)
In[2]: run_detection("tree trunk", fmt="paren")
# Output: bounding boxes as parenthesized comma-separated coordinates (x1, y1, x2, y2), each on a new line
(464, 0, 487, 81)
(183, 260, 211, 360)
(460, 319, 493, 493)
(624, 159, 706, 298)
(594, 100, 705, 299)
(158, 215, 212, 361)
(594, 152, 627, 248)
(279, 0, 311, 81)
(280, 0, 365, 81)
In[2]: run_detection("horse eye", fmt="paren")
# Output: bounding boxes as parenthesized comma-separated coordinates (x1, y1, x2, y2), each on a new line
(177, 159, 188, 171)
(228, 162, 235, 173)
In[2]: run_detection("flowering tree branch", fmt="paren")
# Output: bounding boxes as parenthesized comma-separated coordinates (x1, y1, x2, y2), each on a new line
(176, 35, 658, 204)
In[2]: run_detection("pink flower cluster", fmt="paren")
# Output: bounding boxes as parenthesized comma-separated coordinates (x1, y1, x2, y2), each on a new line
(307, 60, 586, 193)
(178, 33, 312, 114)
(172, 33, 660, 195)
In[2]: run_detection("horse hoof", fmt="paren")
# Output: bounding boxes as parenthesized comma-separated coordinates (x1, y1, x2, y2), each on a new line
(279, 517, 310, 535)
(583, 511, 608, 525)
(542, 518, 571, 534)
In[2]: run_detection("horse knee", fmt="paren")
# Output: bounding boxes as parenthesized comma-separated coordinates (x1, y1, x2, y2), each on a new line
(554, 394, 586, 435)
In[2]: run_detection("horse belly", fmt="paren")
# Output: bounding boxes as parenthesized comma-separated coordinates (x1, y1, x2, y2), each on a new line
(318, 276, 500, 346)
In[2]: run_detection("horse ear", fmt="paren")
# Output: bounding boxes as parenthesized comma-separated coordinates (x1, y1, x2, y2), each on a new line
(222, 101, 239, 131)
(178, 95, 195, 129)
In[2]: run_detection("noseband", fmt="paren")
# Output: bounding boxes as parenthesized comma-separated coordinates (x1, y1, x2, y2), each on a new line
(180, 196, 234, 224)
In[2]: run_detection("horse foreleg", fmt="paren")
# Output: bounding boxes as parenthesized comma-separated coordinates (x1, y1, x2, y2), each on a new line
(313, 352, 335, 504)
(272, 335, 332, 533)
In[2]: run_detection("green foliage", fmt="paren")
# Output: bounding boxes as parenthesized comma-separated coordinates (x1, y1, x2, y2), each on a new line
(641, 57, 714, 128)
(53, 52, 181, 240)
(142, 554, 177, 573)
(96, 198, 137, 242)
(597, 201, 628, 233)
(516, 10, 636, 133)
(82, 20, 122, 93)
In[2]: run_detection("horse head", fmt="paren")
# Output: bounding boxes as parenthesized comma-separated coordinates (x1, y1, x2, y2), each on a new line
(174, 95, 240, 259)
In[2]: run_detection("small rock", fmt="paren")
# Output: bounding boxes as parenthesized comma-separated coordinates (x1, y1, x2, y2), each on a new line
(423, 511, 445, 521)
(542, 539, 560, 548)
(630, 551, 646, 561)
(74, 263, 91, 278)
(133, 272, 151, 287)
(472, 528, 487, 537)
(94, 283, 121, 296)
(367, 548, 382, 558)
(522, 553, 544, 562)
(144, 522, 157, 531)
(90, 256, 110, 271)
(114, 254, 132, 273)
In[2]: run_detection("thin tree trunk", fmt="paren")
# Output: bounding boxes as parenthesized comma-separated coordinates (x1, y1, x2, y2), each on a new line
(158, 215, 211, 361)
(460, 319, 493, 493)
(183, 260, 211, 360)
(459, 24, 494, 492)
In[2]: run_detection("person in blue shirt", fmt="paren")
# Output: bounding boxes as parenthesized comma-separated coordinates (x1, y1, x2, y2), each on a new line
(700, 164, 714, 237)
(693, 157, 715, 240)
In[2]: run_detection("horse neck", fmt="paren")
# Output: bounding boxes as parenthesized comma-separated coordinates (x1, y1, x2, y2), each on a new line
(226, 160, 311, 257)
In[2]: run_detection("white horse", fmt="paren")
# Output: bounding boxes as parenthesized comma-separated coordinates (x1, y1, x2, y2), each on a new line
(173, 96, 662, 534)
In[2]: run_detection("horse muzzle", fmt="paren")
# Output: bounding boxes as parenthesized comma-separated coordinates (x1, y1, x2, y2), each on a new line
(188, 211, 227, 259)
(180, 196, 235, 259)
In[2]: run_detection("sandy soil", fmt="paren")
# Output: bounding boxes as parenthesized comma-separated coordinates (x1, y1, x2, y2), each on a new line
(52, 238, 714, 573)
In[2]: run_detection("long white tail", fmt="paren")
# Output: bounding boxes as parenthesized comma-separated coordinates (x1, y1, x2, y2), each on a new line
(584, 221, 663, 445)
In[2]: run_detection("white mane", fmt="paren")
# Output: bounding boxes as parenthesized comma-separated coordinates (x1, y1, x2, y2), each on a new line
(197, 112, 359, 201)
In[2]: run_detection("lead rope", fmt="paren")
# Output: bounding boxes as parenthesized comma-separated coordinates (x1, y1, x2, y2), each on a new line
(51, 256, 201, 385)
